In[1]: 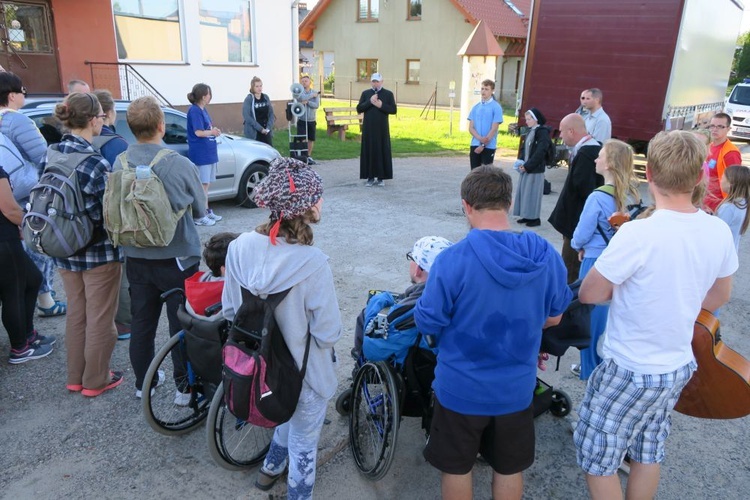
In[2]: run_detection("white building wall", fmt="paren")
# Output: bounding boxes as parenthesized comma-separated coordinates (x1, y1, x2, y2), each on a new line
(123, 0, 297, 107)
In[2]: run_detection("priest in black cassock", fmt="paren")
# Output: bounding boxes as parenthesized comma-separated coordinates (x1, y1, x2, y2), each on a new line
(357, 73, 397, 186)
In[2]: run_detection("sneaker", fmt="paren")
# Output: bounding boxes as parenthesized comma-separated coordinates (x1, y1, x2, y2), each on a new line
(307, 157, 318, 165)
(135, 369, 165, 399)
(255, 467, 287, 491)
(365, 178, 375, 187)
(82, 371, 124, 397)
(174, 390, 192, 406)
(9, 343, 53, 364)
(194, 215, 216, 226)
(375, 179, 385, 187)
(570, 363, 581, 377)
(115, 322, 131, 341)
(29, 330, 56, 347)
(207, 209, 223, 221)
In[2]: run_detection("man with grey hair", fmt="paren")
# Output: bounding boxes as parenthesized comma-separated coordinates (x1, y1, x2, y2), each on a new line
(580, 88, 611, 143)
(67, 79, 90, 94)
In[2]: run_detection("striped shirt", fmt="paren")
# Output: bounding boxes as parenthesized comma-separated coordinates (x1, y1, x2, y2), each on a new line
(49, 134, 121, 271)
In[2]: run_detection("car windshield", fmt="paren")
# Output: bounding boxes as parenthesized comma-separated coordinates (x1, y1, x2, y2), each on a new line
(728, 85, 750, 105)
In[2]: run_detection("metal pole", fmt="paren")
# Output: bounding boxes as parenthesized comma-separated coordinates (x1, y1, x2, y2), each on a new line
(450, 96, 454, 135)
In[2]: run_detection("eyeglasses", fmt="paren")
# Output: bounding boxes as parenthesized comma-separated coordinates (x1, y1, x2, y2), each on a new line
(12, 87, 27, 96)
(708, 125, 727, 130)
(406, 251, 415, 262)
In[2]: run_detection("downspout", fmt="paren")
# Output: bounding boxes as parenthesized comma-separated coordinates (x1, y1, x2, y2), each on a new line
(291, 1, 301, 83)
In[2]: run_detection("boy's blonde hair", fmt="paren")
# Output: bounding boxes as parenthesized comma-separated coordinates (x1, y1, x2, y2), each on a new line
(126, 96, 164, 140)
(646, 131, 706, 194)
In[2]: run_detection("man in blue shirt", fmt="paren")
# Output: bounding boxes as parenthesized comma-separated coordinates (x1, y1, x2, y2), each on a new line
(415, 166, 571, 500)
(468, 80, 504, 169)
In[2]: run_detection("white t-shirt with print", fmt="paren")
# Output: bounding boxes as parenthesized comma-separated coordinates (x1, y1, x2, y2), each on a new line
(595, 209, 738, 374)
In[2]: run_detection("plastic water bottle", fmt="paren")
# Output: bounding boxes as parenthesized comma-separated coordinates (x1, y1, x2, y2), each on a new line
(135, 165, 151, 179)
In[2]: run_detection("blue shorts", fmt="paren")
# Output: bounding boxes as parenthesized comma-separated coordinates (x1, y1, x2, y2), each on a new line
(197, 163, 217, 184)
(574, 359, 696, 476)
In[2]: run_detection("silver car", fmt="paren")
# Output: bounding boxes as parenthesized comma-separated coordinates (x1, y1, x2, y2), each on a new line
(21, 98, 279, 208)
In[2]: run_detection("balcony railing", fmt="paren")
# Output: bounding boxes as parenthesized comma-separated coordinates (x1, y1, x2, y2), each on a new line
(85, 61, 172, 107)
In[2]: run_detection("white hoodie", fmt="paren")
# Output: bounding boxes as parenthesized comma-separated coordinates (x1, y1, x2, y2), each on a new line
(222, 231, 341, 399)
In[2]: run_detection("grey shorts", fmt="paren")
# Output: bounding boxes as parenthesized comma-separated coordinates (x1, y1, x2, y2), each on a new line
(197, 163, 217, 184)
(574, 359, 696, 476)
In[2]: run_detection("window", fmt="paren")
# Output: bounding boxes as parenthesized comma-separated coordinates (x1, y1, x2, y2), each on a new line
(407, 0, 421, 20)
(200, 0, 254, 64)
(358, 0, 379, 21)
(112, 0, 183, 61)
(406, 60, 420, 84)
(357, 59, 378, 81)
(2, 2, 53, 53)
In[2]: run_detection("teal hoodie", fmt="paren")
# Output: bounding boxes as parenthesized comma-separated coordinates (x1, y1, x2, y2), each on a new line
(415, 229, 571, 415)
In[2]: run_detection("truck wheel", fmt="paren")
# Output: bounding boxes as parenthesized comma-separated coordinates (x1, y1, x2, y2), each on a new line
(236, 163, 268, 208)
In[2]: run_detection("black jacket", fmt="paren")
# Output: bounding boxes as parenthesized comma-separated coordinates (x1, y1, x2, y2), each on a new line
(519, 126, 553, 174)
(548, 144, 604, 238)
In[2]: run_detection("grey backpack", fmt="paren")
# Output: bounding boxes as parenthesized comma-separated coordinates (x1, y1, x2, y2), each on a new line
(22, 149, 98, 258)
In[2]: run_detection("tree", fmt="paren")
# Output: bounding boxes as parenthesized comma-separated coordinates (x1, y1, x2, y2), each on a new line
(731, 32, 750, 84)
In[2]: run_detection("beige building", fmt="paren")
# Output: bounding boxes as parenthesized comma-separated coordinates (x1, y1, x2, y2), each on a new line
(299, 0, 529, 107)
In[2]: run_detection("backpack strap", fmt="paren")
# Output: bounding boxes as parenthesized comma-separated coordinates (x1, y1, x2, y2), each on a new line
(149, 148, 176, 167)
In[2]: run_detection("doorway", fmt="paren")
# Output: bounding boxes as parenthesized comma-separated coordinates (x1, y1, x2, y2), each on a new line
(1, 1, 60, 92)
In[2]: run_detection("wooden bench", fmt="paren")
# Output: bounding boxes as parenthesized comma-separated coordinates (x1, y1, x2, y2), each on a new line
(324, 107, 363, 140)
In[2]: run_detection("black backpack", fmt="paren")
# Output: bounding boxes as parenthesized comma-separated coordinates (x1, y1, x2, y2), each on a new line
(541, 125, 557, 167)
(222, 287, 311, 427)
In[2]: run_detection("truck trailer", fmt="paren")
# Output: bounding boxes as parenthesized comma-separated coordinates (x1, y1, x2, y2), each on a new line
(518, 0, 744, 152)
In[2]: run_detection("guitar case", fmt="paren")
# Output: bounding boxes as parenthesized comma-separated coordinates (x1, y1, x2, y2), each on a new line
(674, 309, 750, 419)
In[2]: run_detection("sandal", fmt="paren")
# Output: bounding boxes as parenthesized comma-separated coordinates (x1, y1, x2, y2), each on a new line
(37, 301, 67, 317)
(255, 467, 286, 491)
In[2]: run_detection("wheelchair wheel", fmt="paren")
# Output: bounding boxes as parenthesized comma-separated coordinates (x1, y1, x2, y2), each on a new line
(142, 332, 210, 435)
(349, 361, 400, 480)
(336, 387, 353, 416)
(206, 381, 274, 470)
(550, 389, 572, 417)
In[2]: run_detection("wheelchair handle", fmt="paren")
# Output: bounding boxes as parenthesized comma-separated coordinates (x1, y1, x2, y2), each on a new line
(204, 302, 223, 317)
(160, 288, 185, 303)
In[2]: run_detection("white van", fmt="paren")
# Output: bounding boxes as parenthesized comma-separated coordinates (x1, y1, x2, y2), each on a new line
(724, 79, 750, 140)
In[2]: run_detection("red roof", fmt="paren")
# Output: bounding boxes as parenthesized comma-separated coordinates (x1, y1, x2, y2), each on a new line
(457, 20, 505, 57)
(300, 0, 529, 43)
(449, 0, 529, 39)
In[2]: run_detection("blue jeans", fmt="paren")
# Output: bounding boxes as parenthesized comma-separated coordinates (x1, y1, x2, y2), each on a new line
(578, 257, 609, 380)
(23, 241, 56, 294)
(261, 384, 329, 500)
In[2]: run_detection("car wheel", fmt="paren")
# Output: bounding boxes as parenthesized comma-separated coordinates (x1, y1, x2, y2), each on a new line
(236, 163, 268, 208)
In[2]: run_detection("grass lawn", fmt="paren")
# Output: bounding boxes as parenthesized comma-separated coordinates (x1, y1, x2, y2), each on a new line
(272, 99, 521, 161)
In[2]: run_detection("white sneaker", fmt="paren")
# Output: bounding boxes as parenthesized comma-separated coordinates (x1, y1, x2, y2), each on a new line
(135, 369, 165, 399)
(207, 210, 222, 221)
(570, 364, 581, 377)
(174, 390, 191, 406)
(194, 215, 216, 226)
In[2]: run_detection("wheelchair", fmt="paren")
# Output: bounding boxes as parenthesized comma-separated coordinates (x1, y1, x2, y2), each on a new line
(141, 288, 223, 436)
(335, 284, 588, 481)
(141, 288, 272, 470)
